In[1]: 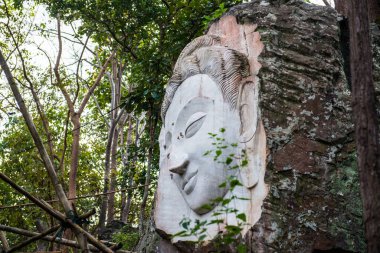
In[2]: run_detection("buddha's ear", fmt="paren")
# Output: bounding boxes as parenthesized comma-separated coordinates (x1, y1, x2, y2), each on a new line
(238, 81, 259, 143)
(239, 120, 266, 188)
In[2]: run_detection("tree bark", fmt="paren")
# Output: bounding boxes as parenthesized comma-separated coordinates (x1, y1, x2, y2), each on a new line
(0, 173, 114, 253)
(335, 0, 380, 21)
(349, 1, 380, 252)
(0, 231, 9, 252)
(0, 225, 130, 253)
(139, 111, 157, 235)
(106, 59, 122, 223)
(121, 116, 133, 223)
(0, 48, 90, 252)
(68, 115, 81, 201)
(99, 106, 126, 232)
(107, 127, 119, 222)
(36, 219, 50, 251)
(123, 117, 141, 224)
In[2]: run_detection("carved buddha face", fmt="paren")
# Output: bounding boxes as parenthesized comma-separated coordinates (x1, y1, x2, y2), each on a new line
(160, 74, 240, 214)
(158, 40, 260, 215)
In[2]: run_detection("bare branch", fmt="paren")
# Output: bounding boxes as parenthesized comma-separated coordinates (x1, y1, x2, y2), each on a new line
(322, 0, 332, 7)
(0, 49, 72, 213)
(59, 86, 75, 114)
(54, 15, 63, 86)
(7, 225, 60, 253)
(0, 231, 10, 252)
(74, 36, 90, 104)
(58, 110, 70, 173)
(0, 225, 131, 253)
(0, 173, 114, 253)
(0, 183, 150, 210)
(77, 51, 115, 116)
(82, 78, 110, 128)
(35, 44, 54, 85)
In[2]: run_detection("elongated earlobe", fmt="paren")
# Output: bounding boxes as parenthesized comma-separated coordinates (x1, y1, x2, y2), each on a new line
(238, 80, 264, 188)
(238, 81, 259, 143)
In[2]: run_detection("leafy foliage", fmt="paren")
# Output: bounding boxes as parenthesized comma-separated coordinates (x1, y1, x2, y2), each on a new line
(0, 0, 243, 250)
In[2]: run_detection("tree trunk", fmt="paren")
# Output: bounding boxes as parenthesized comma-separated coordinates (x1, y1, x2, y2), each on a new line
(99, 107, 126, 233)
(0, 231, 9, 252)
(68, 114, 81, 202)
(139, 111, 156, 235)
(335, 0, 380, 21)
(107, 127, 119, 222)
(36, 219, 49, 251)
(349, 1, 380, 252)
(99, 118, 116, 233)
(123, 118, 141, 224)
(0, 49, 89, 251)
(121, 117, 133, 223)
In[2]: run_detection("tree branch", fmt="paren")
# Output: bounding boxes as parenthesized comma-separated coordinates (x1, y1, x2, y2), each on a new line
(0, 225, 131, 253)
(54, 14, 63, 86)
(0, 173, 114, 253)
(74, 35, 90, 104)
(322, 0, 332, 7)
(0, 231, 10, 252)
(77, 51, 115, 116)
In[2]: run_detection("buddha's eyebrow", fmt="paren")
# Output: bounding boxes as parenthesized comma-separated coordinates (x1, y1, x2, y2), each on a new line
(175, 96, 212, 125)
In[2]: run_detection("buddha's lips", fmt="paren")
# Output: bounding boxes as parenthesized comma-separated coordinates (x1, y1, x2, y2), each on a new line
(182, 169, 198, 193)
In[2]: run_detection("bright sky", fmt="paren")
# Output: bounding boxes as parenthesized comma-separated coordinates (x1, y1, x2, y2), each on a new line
(310, 0, 335, 7)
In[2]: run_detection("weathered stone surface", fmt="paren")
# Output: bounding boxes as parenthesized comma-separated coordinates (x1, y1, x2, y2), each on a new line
(149, 1, 380, 252)
(224, 1, 365, 252)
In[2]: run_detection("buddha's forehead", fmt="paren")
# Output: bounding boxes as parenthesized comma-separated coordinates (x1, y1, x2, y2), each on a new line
(165, 74, 223, 126)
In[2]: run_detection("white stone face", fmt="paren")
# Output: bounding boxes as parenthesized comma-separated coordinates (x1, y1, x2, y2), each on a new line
(161, 74, 240, 214)
(155, 24, 268, 242)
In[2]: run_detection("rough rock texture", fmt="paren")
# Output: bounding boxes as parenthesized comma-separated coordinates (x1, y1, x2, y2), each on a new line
(223, 1, 365, 252)
(147, 1, 380, 252)
(372, 24, 380, 109)
(99, 220, 126, 240)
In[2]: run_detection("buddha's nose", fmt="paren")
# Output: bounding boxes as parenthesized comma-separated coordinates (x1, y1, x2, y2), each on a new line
(167, 153, 189, 175)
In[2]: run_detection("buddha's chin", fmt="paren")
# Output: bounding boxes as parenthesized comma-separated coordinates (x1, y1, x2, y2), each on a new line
(182, 189, 218, 215)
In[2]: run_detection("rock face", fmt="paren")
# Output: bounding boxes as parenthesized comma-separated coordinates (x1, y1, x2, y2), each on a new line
(152, 1, 376, 252)
(225, 1, 365, 252)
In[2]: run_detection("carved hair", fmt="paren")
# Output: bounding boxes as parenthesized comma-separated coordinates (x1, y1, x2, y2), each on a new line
(161, 35, 250, 120)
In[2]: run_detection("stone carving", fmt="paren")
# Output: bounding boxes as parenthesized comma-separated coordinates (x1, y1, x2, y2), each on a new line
(155, 22, 268, 242)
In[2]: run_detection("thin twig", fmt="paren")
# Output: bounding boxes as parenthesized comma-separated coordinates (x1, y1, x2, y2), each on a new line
(0, 184, 150, 209)
(0, 225, 132, 253)
(0, 173, 114, 253)
(7, 225, 60, 253)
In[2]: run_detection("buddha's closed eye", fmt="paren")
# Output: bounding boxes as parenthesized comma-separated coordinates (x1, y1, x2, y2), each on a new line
(185, 112, 207, 138)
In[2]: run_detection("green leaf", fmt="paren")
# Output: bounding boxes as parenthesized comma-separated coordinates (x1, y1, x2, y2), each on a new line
(241, 159, 249, 167)
(200, 204, 213, 211)
(208, 219, 224, 224)
(236, 213, 246, 222)
(172, 230, 189, 237)
(221, 198, 232, 205)
(230, 178, 243, 188)
(198, 234, 207, 241)
(237, 244, 247, 253)
(203, 150, 211, 156)
(213, 197, 224, 203)
(219, 182, 227, 188)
